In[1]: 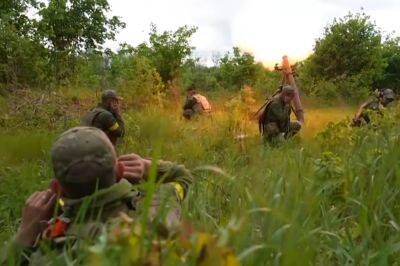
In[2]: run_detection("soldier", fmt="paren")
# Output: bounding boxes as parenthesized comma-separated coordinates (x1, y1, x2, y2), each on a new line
(5, 127, 192, 264)
(182, 86, 211, 119)
(82, 89, 125, 146)
(258, 85, 302, 144)
(352, 88, 396, 127)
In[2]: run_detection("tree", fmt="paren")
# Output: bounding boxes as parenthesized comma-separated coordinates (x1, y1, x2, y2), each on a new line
(181, 59, 222, 91)
(0, 0, 47, 89)
(136, 24, 197, 86)
(299, 12, 385, 100)
(310, 12, 384, 80)
(38, 0, 125, 82)
(109, 45, 164, 105)
(218, 47, 260, 90)
(378, 37, 400, 91)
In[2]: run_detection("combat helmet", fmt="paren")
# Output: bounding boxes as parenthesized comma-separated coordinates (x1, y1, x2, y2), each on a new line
(380, 88, 395, 101)
(101, 89, 123, 103)
(51, 127, 117, 198)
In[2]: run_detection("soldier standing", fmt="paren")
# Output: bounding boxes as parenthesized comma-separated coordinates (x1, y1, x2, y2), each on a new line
(82, 90, 125, 146)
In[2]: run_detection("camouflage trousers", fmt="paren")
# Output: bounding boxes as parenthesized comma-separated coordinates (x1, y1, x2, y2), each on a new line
(263, 121, 301, 144)
(183, 104, 206, 120)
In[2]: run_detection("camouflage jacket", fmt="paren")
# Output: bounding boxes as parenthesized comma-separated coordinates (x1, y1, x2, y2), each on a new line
(3, 160, 192, 265)
(356, 98, 383, 124)
(183, 96, 199, 111)
(262, 96, 292, 133)
(81, 104, 125, 145)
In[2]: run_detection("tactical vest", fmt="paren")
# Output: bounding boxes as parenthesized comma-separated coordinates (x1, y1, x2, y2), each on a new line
(193, 94, 211, 111)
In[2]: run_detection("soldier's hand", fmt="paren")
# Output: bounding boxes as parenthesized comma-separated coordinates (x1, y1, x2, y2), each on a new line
(118, 154, 151, 183)
(15, 189, 56, 247)
(110, 100, 121, 116)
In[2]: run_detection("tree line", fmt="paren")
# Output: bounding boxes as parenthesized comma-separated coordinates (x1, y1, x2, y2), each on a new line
(1, 1, 400, 102)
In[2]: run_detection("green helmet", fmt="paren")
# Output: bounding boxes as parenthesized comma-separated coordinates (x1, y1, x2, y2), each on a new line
(381, 88, 395, 101)
(101, 89, 122, 102)
(282, 85, 295, 94)
(51, 127, 117, 198)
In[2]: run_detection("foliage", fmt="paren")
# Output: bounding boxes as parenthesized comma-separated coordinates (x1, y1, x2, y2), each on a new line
(110, 47, 165, 106)
(218, 47, 261, 91)
(181, 49, 279, 94)
(73, 51, 108, 90)
(181, 59, 222, 91)
(299, 12, 385, 101)
(136, 24, 197, 86)
(1, 89, 400, 264)
(0, 0, 47, 89)
(0, 22, 48, 89)
(0, 0, 124, 88)
(37, 0, 125, 82)
(377, 37, 400, 91)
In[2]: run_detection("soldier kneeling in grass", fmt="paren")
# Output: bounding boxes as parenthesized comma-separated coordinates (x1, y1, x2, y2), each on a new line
(352, 88, 396, 127)
(182, 86, 212, 120)
(258, 85, 302, 144)
(4, 127, 192, 264)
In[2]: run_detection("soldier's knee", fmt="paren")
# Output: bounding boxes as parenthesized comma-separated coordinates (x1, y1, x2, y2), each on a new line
(290, 121, 302, 132)
(265, 123, 280, 136)
(193, 103, 203, 113)
(183, 109, 194, 119)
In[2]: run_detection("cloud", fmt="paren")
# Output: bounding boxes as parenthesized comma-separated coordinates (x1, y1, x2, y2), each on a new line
(106, 0, 400, 65)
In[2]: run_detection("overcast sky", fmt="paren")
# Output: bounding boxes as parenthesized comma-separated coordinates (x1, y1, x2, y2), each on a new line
(106, 0, 400, 66)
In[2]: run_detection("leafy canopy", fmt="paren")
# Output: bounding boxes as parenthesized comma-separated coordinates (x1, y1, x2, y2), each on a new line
(38, 0, 125, 52)
(136, 24, 197, 84)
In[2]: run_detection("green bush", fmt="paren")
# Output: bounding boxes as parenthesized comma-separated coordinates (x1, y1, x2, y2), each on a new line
(299, 12, 386, 101)
(110, 52, 165, 107)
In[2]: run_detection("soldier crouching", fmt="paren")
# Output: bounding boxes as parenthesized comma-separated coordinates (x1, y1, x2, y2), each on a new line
(258, 85, 302, 144)
(182, 86, 211, 120)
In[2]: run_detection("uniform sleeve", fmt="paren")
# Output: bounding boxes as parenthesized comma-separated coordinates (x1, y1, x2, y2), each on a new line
(183, 97, 197, 110)
(155, 160, 193, 201)
(355, 101, 370, 119)
(95, 111, 124, 137)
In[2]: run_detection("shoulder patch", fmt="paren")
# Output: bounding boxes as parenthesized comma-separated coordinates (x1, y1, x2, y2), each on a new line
(109, 122, 119, 131)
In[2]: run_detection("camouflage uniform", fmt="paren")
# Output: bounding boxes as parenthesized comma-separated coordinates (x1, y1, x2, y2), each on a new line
(183, 94, 211, 120)
(183, 96, 201, 119)
(259, 87, 301, 143)
(352, 89, 396, 126)
(5, 127, 192, 265)
(82, 90, 125, 146)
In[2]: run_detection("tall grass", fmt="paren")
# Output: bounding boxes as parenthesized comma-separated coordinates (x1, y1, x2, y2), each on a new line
(1, 91, 399, 265)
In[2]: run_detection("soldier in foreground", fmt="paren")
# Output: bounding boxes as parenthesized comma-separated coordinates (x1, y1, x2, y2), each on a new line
(352, 88, 396, 127)
(5, 127, 192, 264)
(258, 85, 302, 144)
(82, 90, 125, 146)
(182, 86, 212, 119)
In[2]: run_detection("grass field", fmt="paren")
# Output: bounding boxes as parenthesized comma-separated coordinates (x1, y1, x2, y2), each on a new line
(1, 90, 400, 265)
